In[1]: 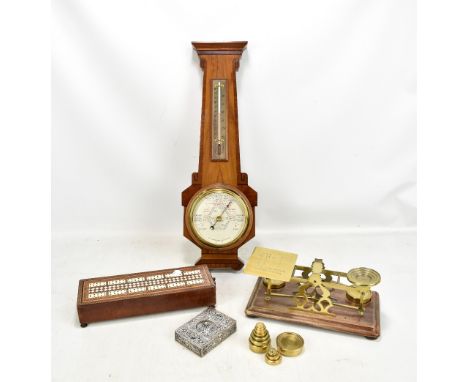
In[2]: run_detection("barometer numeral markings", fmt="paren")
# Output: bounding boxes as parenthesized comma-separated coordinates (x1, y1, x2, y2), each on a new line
(191, 190, 248, 246)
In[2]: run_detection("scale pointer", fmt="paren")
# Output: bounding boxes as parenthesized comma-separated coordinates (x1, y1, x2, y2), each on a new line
(209, 201, 232, 230)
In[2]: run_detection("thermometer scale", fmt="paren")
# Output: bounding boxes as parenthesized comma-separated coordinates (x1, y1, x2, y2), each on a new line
(212, 80, 228, 160)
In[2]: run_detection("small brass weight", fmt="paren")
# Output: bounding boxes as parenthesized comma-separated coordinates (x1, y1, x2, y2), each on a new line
(249, 322, 281, 366)
(265, 347, 282, 365)
(264, 259, 381, 316)
(249, 322, 271, 353)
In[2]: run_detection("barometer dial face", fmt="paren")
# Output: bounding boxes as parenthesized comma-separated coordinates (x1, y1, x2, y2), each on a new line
(188, 187, 250, 247)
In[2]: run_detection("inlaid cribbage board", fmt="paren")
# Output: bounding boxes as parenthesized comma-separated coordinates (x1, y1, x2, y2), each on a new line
(77, 265, 216, 327)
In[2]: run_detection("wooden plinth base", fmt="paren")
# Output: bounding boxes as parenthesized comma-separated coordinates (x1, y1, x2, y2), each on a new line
(196, 253, 244, 271)
(245, 277, 380, 338)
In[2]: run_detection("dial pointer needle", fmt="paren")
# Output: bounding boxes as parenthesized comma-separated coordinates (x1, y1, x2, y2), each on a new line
(210, 201, 232, 230)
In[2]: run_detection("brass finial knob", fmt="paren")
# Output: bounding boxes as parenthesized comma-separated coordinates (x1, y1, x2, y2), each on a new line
(249, 322, 271, 353)
(265, 346, 282, 365)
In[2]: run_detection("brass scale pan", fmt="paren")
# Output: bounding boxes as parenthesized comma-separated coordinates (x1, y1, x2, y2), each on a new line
(347, 267, 381, 286)
(345, 267, 381, 303)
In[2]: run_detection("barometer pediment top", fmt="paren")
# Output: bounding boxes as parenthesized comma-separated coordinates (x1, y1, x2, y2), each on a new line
(192, 41, 248, 56)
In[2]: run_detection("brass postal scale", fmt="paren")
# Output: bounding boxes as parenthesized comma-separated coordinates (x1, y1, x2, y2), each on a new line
(244, 247, 381, 338)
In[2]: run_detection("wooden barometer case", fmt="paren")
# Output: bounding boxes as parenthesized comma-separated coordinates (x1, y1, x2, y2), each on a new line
(182, 41, 257, 271)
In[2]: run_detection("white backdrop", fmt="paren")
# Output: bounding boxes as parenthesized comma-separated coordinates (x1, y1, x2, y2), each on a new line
(52, 2, 416, 381)
(52, 0, 416, 236)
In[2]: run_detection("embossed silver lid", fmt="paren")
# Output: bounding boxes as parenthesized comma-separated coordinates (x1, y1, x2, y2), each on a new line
(175, 307, 236, 357)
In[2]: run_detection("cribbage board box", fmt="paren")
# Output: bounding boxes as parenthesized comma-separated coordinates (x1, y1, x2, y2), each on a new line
(77, 265, 216, 327)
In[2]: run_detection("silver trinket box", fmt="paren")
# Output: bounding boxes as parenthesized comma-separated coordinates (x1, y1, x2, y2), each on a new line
(175, 307, 236, 357)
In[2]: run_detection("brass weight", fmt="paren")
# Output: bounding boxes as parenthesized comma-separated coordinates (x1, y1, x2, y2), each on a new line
(276, 332, 304, 357)
(265, 347, 282, 365)
(249, 322, 271, 353)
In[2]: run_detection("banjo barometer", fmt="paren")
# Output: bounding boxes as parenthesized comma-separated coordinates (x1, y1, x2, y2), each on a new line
(182, 41, 257, 270)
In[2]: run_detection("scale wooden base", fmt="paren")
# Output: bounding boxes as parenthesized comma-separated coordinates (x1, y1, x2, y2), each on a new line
(245, 277, 381, 339)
